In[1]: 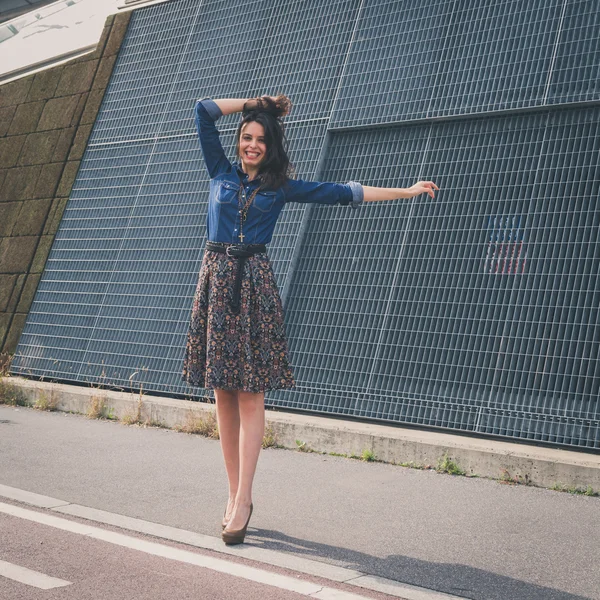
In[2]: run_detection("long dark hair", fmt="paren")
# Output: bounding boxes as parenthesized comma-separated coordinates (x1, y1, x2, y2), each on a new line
(235, 97, 293, 191)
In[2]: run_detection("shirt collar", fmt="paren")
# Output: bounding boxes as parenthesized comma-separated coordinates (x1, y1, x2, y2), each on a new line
(233, 161, 260, 185)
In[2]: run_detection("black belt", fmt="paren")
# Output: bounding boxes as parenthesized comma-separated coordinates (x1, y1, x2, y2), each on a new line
(205, 241, 267, 314)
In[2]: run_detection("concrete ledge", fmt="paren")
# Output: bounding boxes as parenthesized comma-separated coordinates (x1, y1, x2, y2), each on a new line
(4, 376, 600, 492)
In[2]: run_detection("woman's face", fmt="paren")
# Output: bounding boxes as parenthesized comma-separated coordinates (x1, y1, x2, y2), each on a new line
(239, 121, 267, 170)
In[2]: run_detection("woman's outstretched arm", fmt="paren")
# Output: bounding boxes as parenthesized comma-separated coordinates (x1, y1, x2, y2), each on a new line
(209, 97, 438, 201)
(363, 181, 439, 201)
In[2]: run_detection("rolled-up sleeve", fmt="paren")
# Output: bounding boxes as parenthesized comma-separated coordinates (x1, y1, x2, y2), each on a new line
(283, 178, 364, 209)
(194, 97, 231, 178)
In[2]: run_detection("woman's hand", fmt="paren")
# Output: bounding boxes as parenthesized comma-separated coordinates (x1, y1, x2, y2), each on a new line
(406, 181, 439, 199)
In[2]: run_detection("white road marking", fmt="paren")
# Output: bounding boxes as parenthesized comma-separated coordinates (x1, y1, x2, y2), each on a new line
(350, 575, 466, 600)
(0, 484, 70, 509)
(0, 559, 71, 590)
(55, 502, 363, 581)
(0, 501, 358, 598)
(0, 484, 469, 600)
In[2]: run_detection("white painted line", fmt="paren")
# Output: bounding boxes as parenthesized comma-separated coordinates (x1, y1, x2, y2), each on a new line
(0, 502, 98, 536)
(310, 588, 375, 600)
(0, 484, 71, 509)
(0, 485, 469, 600)
(0, 502, 364, 599)
(54, 502, 363, 582)
(0, 559, 71, 590)
(349, 575, 465, 600)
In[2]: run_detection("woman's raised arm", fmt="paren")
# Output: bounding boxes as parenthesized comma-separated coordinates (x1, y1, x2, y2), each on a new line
(363, 181, 439, 201)
(211, 96, 292, 117)
(210, 99, 248, 115)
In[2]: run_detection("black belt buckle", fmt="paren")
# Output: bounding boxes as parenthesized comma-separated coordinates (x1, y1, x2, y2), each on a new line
(226, 244, 248, 258)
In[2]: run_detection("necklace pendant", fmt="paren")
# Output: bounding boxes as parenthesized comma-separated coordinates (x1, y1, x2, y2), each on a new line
(239, 232, 245, 242)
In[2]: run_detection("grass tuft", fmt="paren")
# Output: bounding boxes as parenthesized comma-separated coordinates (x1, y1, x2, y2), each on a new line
(122, 393, 144, 426)
(436, 452, 465, 476)
(87, 394, 108, 419)
(262, 423, 280, 448)
(550, 482, 598, 497)
(0, 379, 30, 407)
(295, 439, 314, 453)
(361, 448, 377, 462)
(175, 410, 220, 438)
(33, 389, 58, 412)
(0, 353, 14, 378)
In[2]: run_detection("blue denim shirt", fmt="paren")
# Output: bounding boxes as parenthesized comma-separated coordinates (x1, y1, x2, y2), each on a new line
(195, 98, 364, 244)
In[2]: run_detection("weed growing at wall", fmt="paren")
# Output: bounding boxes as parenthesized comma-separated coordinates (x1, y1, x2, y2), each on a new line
(33, 389, 58, 411)
(262, 423, 280, 448)
(0, 379, 29, 407)
(175, 410, 220, 438)
(550, 483, 598, 497)
(436, 453, 466, 476)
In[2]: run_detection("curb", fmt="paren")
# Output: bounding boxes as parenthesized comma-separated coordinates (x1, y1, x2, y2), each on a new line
(2, 376, 600, 492)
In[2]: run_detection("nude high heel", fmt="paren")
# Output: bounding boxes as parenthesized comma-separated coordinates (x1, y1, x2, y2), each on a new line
(221, 503, 253, 545)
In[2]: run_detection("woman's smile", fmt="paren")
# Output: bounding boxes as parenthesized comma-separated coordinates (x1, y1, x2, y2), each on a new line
(239, 121, 267, 172)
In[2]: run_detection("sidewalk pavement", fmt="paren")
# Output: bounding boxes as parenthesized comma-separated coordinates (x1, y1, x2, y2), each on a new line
(4, 376, 600, 492)
(0, 382, 599, 600)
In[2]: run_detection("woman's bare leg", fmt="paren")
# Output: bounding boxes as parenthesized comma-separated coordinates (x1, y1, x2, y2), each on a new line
(225, 390, 265, 531)
(214, 388, 240, 521)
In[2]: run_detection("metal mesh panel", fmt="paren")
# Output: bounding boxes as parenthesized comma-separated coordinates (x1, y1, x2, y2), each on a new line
(246, 0, 361, 121)
(270, 125, 428, 412)
(160, 0, 274, 137)
(271, 108, 600, 447)
(15, 138, 203, 386)
(546, 0, 600, 104)
(329, 0, 457, 125)
(90, 0, 201, 144)
(330, 0, 565, 127)
(10, 0, 600, 448)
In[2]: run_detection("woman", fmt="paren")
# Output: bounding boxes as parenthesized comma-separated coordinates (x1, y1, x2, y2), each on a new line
(182, 94, 438, 545)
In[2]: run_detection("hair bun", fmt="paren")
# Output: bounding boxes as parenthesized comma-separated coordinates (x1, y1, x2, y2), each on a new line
(248, 94, 292, 118)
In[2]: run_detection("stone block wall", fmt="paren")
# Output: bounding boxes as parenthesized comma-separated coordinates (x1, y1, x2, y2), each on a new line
(0, 11, 131, 370)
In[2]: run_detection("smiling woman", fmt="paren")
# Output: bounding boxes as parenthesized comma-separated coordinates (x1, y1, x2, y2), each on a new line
(181, 93, 439, 546)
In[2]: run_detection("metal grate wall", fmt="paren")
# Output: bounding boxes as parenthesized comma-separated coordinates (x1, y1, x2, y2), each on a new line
(10, 0, 600, 449)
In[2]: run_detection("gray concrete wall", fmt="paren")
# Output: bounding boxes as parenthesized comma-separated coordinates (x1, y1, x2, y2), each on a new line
(0, 11, 131, 371)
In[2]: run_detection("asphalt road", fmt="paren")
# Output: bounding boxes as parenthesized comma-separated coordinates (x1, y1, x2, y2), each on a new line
(1, 405, 598, 600)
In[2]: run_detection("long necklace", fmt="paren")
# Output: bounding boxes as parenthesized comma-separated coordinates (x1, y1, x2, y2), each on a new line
(237, 182, 261, 243)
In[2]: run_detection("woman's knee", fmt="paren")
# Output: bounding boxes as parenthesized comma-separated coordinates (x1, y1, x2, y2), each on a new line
(237, 391, 265, 414)
(214, 388, 239, 403)
(238, 390, 264, 402)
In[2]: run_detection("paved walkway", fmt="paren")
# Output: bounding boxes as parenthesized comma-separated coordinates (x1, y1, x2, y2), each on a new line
(0, 405, 598, 600)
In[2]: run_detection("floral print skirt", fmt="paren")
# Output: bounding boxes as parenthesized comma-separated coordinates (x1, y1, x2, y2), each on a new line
(181, 248, 296, 393)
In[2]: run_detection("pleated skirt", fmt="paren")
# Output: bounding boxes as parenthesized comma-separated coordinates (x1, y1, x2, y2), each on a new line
(181, 247, 296, 393)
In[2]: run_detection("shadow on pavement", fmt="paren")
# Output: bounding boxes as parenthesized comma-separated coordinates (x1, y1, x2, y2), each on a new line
(248, 528, 591, 600)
